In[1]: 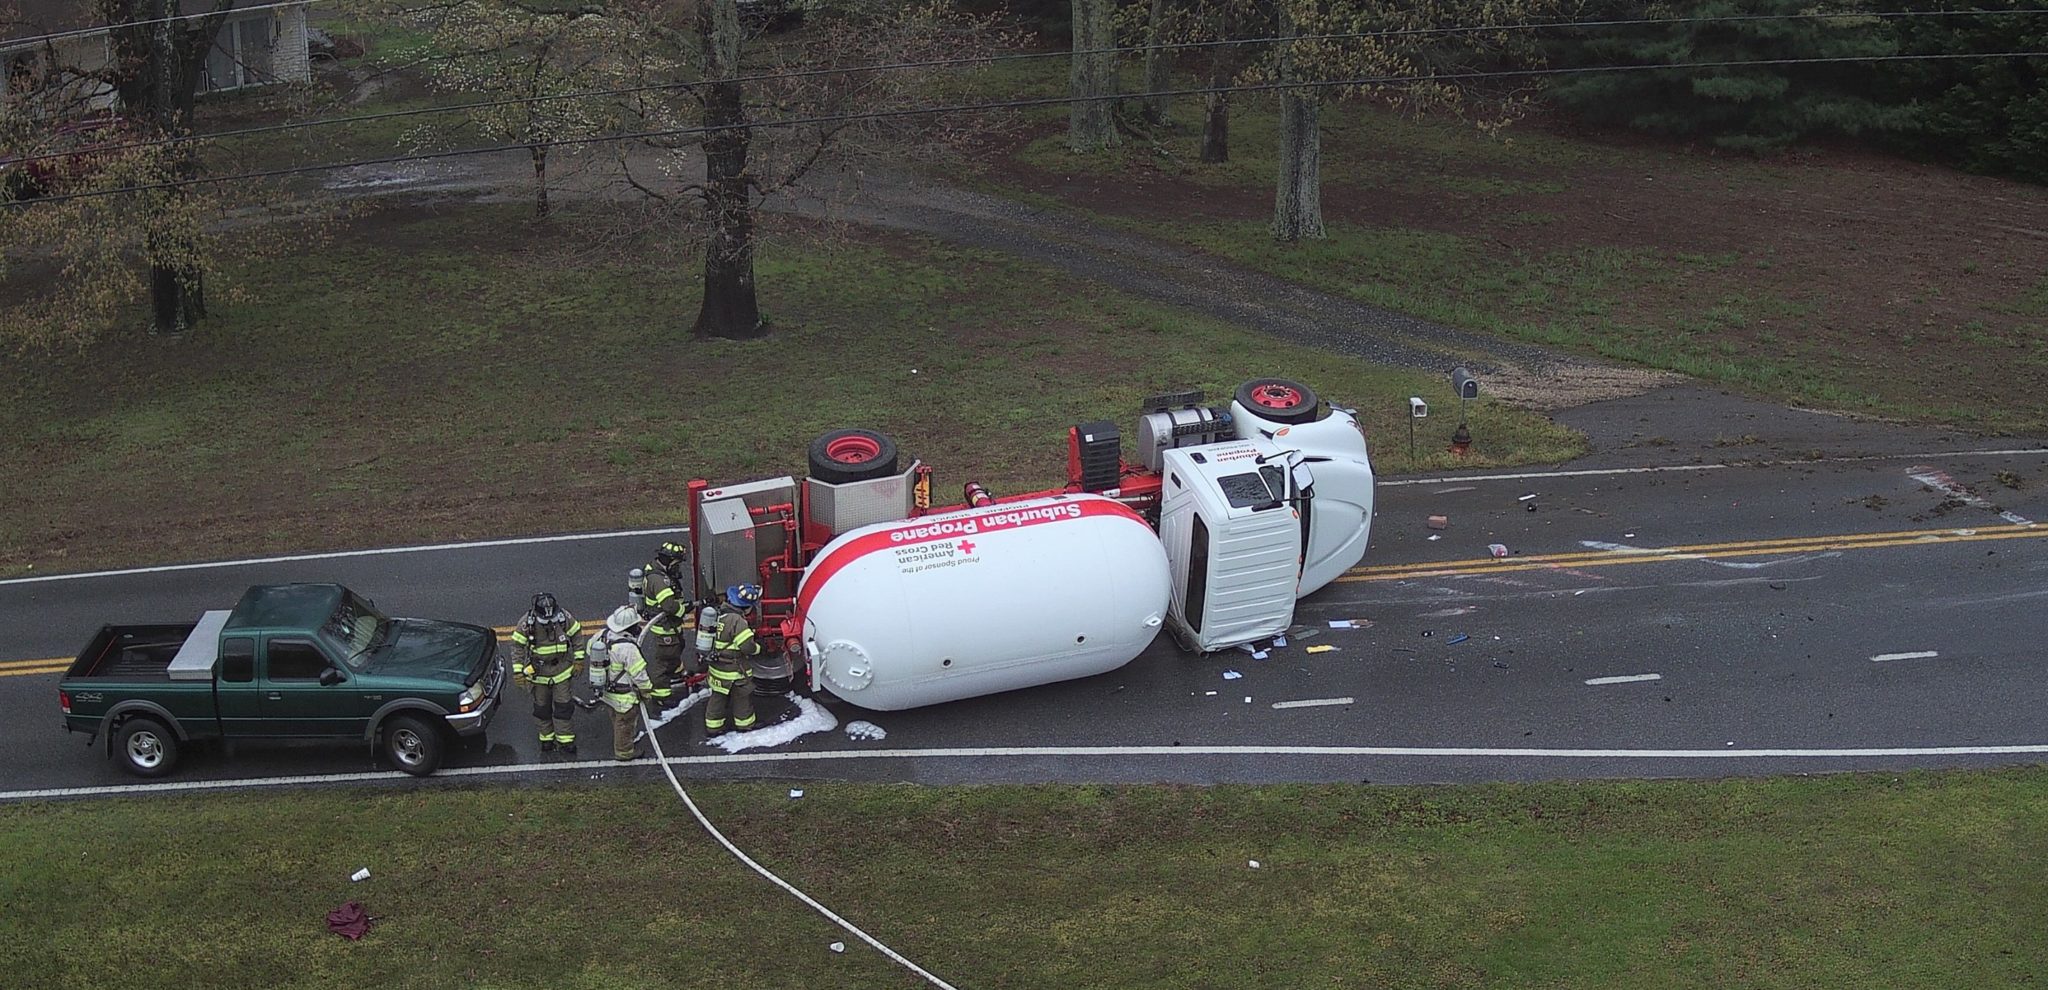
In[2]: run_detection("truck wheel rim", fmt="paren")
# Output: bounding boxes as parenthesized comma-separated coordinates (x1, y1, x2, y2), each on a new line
(127, 731, 163, 768)
(392, 728, 426, 766)
(1250, 383, 1304, 409)
(825, 435, 881, 464)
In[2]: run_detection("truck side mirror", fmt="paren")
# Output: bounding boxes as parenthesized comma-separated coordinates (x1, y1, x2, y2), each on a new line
(320, 668, 345, 686)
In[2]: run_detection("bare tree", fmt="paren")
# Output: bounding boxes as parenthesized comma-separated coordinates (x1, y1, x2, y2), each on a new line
(601, 0, 1017, 340)
(1253, 0, 1556, 242)
(399, 0, 626, 219)
(0, 0, 273, 342)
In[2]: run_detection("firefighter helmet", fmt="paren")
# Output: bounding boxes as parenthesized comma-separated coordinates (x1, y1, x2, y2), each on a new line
(725, 584, 762, 610)
(605, 605, 641, 634)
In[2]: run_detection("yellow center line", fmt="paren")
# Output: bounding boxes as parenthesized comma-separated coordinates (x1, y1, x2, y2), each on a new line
(1338, 525, 2048, 583)
(1347, 523, 2037, 578)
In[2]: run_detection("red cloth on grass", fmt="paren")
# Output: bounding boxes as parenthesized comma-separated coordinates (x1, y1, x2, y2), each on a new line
(326, 901, 373, 940)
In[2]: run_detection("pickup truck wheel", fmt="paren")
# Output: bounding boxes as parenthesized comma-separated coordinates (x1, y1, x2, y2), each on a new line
(383, 715, 444, 776)
(115, 718, 179, 778)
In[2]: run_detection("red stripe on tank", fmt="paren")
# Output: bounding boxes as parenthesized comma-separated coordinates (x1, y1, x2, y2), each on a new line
(795, 497, 1148, 618)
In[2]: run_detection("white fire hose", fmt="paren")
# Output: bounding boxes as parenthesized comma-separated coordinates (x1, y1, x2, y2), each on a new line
(638, 698, 961, 990)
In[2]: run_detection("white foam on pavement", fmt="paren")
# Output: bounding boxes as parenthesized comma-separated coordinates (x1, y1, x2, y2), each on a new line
(706, 696, 839, 753)
(845, 721, 888, 741)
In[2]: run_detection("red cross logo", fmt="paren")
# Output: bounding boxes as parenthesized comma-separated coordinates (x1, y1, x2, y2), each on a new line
(957, 540, 977, 554)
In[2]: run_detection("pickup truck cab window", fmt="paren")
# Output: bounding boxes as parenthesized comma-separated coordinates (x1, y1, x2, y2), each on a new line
(221, 637, 255, 683)
(266, 640, 331, 681)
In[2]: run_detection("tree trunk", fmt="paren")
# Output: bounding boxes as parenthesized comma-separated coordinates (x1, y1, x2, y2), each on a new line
(694, 0, 763, 339)
(531, 145, 550, 219)
(1270, 7, 1323, 243)
(1200, 91, 1230, 162)
(1140, 0, 1170, 126)
(146, 0, 195, 333)
(147, 258, 204, 333)
(109, 0, 223, 335)
(1067, 0, 1120, 152)
(1272, 94, 1321, 242)
(1198, 4, 1231, 163)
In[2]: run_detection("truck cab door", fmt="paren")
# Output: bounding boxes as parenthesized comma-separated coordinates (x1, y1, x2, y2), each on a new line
(212, 637, 265, 735)
(259, 638, 357, 736)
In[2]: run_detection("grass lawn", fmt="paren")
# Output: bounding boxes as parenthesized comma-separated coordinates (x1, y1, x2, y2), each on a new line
(962, 61, 2048, 433)
(4, 769, 2046, 988)
(1, 200, 1580, 577)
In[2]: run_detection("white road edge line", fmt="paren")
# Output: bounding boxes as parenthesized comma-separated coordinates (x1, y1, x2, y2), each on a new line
(0, 526, 690, 586)
(1271, 697, 1356, 710)
(11, 743, 2048, 801)
(1585, 673, 1663, 685)
(1377, 447, 2048, 488)
(1871, 651, 1940, 663)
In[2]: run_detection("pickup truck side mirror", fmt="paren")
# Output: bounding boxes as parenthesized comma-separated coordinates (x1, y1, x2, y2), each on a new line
(320, 668, 346, 687)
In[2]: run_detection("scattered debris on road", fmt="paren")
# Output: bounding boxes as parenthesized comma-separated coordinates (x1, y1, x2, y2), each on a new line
(1427, 514, 1449, 530)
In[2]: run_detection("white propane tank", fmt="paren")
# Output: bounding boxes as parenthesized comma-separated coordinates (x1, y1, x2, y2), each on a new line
(796, 494, 1171, 711)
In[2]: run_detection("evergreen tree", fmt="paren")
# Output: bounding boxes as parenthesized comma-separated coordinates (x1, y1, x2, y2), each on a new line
(1884, 0, 2048, 181)
(1544, 0, 1911, 152)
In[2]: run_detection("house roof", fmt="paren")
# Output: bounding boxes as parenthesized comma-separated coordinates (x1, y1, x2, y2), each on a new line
(2, 0, 300, 46)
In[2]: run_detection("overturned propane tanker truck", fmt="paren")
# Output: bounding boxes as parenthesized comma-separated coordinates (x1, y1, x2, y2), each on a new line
(673, 377, 1375, 711)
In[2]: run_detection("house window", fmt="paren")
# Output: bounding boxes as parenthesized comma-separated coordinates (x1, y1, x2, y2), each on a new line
(204, 15, 278, 92)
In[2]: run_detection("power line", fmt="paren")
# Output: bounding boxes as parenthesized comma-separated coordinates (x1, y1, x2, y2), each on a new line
(9, 49, 2046, 209)
(0, 0, 312, 51)
(8, 7, 2045, 170)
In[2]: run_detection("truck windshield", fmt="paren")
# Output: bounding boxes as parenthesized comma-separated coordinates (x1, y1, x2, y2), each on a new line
(328, 593, 391, 670)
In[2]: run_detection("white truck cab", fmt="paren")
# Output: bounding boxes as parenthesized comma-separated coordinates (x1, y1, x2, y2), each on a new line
(1158, 398, 1377, 653)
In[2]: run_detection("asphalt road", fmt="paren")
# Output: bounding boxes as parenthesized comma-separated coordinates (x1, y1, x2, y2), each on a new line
(5, 388, 2045, 798)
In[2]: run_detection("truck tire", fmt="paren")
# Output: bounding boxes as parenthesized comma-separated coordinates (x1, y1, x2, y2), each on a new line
(382, 714, 445, 776)
(115, 718, 179, 778)
(807, 428, 900, 484)
(1234, 378, 1321, 426)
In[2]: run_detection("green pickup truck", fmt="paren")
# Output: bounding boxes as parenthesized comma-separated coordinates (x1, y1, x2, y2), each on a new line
(59, 584, 506, 778)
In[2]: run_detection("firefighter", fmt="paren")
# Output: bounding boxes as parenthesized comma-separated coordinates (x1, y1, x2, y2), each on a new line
(638, 541, 691, 709)
(704, 584, 763, 739)
(589, 605, 655, 762)
(510, 592, 584, 754)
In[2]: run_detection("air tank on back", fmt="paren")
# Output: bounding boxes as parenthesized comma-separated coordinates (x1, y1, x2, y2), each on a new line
(795, 494, 1171, 711)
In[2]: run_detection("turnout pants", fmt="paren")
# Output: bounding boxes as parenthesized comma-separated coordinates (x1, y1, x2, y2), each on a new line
(642, 629, 683, 703)
(606, 698, 641, 760)
(529, 663, 576, 746)
(704, 661, 756, 736)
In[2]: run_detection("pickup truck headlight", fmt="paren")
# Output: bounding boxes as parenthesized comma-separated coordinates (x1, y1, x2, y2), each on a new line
(456, 677, 488, 713)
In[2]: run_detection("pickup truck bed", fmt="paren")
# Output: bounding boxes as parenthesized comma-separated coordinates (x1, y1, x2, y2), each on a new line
(68, 624, 200, 681)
